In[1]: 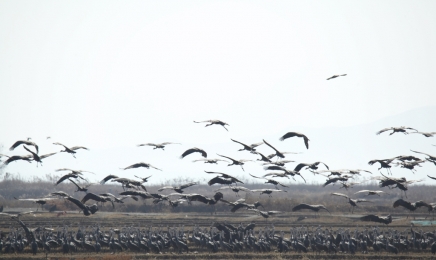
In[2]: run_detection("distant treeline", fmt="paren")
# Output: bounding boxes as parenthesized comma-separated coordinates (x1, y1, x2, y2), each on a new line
(0, 173, 434, 214)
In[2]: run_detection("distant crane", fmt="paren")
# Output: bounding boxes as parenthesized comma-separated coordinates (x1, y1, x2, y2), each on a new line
(360, 214, 392, 225)
(180, 147, 207, 159)
(326, 74, 347, 80)
(158, 182, 198, 193)
(53, 142, 89, 158)
(279, 132, 310, 149)
(137, 142, 181, 150)
(194, 120, 229, 131)
(292, 204, 330, 217)
(230, 139, 261, 153)
(122, 162, 162, 171)
(376, 126, 418, 136)
(9, 138, 39, 154)
(216, 154, 252, 171)
(330, 193, 372, 213)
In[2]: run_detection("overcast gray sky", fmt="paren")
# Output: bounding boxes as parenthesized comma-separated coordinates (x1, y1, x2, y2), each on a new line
(1, 1, 436, 184)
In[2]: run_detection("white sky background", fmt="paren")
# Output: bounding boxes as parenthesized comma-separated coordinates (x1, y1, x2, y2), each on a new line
(1, 1, 436, 186)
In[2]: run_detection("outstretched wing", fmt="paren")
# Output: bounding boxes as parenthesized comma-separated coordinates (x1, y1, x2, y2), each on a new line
(263, 139, 280, 153)
(180, 147, 207, 159)
(217, 154, 237, 163)
(180, 182, 197, 189)
(100, 175, 119, 185)
(292, 203, 313, 212)
(331, 192, 349, 199)
(70, 146, 89, 151)
(66, 196, 86, 211)
(376, 128, 392, 135)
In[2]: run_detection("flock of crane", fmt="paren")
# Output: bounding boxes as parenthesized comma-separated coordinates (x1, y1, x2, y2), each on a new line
(1, 117, 436, 255)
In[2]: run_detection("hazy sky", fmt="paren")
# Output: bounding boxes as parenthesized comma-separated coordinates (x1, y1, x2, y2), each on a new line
(1, 1, 436, 184)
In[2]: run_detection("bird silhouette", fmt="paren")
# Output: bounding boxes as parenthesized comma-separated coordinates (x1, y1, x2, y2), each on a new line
(194, 120, 229, 131)
(326, 74, 347, 80)
(279, 132, 310, 149)
(180, 147, 207, 159)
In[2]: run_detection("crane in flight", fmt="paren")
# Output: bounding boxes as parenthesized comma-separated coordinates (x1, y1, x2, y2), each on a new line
(376, 126, 418, 136)
(193, 120, 229, 131)
(216, 154, 252, 171)
(137, 142, 181, 150)
(330, 192, 372, 213)
(279, 132, 310, 149)
(180, 147, 207, 159)
(326, 74, 347, 80)
(53, 142, 89, 158)
(9, 138, 39, 154)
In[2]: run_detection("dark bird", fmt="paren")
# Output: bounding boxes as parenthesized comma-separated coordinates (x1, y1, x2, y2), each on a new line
(119, 190, 153, 199)
(134, 175, 152, 183)
(216, 154, 252, 171)
(56, 168, 94, 175)
(368, 158, 396, 174)
(292, 204, 330, 217)
(9, 138, 39, 154)
(263, 159, 294, 167)
(360, 214, 392, 225)
(208, 176, 235, 186)
(354, 190, 386, 196)
(14, 197, 57, 211)
(249, 173, 289, 189)
(180, 147, 207, 159)
(326, 74, 347, 80)
(263, 139, 287, 159)
(323, 176, 351, 187)
(55, 173, 85, 185)
(376, 126, 418, 135)
(0, 211, 36, 220)
(393, 199, 430, 218)
(205, 171, 244, 184)
(248, 208, 282, 219)
(65, 195, 98, 216)
(214, 186, 252, 196)
(192, 158, 228, 164)
(411, 131, 436, 137)
(294, 162, 329, 173)
(53, 142, 89, 158)
(330, 193, 372, 213)
(158, 182, 197, 193)
(0, 154, 32, 165)
(411, 150, 436, 165)
(263, 165, 306, 182)
(230, 139, 260, 153)
(137, 142, 181, 150)
(69, 179, 94, 193)
(428, 175, 436, 181)
(185, 192, 223, 205)
(81, 193, 113, 207)
(23, 146, 42, 166)
(251, 189, 287, 197)
(122, 162, 162, 171)
(100, 175, 119, 185)
(193, 120, 229, 131)
(279, 132, 310, 149)
(393, 160, 425, 172)
(255, 152, 273, 163)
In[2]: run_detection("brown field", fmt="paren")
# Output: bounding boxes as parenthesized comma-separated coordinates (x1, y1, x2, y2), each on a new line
(1, 210, 436, 259)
